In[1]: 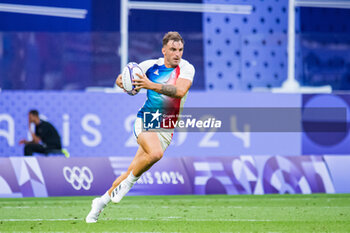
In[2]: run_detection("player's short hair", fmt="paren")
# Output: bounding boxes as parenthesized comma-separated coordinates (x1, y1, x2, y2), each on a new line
(162, 31, 184, 47)
(29, 109, 39, 116)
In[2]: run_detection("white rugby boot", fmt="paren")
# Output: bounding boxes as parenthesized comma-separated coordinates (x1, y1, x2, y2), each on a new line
(111, 172, 139, 203)
(85, 197, 105, 223)
(110, 180, 131, 203)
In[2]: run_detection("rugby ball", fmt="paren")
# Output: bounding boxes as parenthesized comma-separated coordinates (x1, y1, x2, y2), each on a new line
(122, 62, 144, 96)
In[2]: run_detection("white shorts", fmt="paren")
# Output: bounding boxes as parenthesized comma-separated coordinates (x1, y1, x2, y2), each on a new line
(133, 117, 173, 151)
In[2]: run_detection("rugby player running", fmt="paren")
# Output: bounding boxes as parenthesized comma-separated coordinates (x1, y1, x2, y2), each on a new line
(86, 31, 195, 223)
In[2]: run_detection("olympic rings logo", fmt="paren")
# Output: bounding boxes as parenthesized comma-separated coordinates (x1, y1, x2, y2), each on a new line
(63, 166, 94, 190)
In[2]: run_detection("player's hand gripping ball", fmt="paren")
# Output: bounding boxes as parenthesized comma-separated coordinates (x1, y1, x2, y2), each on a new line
(122, 62, 144, 96)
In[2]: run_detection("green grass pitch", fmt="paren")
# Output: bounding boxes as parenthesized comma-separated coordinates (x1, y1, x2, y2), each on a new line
(1, 194, 350, 232)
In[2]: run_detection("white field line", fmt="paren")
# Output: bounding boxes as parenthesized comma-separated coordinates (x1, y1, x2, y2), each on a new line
(0, 200, 89, 204)
(0, 198, 341, 205)
(0, 218, 80, 221)
(0, 217, 273, 222)
(2, 205, 349, 209)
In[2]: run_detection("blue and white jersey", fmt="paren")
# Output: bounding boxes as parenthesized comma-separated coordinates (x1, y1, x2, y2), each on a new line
(137, 58, 195, 128)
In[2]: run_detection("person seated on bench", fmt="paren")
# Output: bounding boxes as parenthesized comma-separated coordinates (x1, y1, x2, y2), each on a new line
(19, 109, 63, 156)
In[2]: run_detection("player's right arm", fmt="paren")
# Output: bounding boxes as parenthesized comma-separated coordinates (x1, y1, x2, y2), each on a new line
(30, 130, 41, 144)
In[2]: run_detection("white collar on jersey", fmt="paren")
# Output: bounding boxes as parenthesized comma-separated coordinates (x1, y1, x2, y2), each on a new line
(155, 57, 187, 67)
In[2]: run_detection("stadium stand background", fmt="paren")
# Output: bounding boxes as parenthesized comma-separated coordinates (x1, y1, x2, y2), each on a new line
(1, 0, 349, 91)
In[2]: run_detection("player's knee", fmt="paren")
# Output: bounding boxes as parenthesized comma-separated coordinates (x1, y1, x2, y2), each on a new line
(149, 150, 163, 162)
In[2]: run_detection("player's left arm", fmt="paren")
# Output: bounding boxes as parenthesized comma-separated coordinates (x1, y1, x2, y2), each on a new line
(19, 132, 41, 145)
(133, 62, 195, 98)
(160, 78, 192, 98)
(134, 75, 191, 98)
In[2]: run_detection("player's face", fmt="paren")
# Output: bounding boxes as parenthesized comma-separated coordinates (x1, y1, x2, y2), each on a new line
(162, 40, 184, 68)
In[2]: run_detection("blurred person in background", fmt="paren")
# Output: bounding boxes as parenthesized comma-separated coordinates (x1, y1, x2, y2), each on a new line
(19, 109, 63, 156)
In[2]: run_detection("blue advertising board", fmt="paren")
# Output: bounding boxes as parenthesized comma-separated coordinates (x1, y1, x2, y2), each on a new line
(2, 91, 350, 156)
(302, 94, 350, 154)
(0, 155, 342, 198)
(0, 91, 302, 157)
